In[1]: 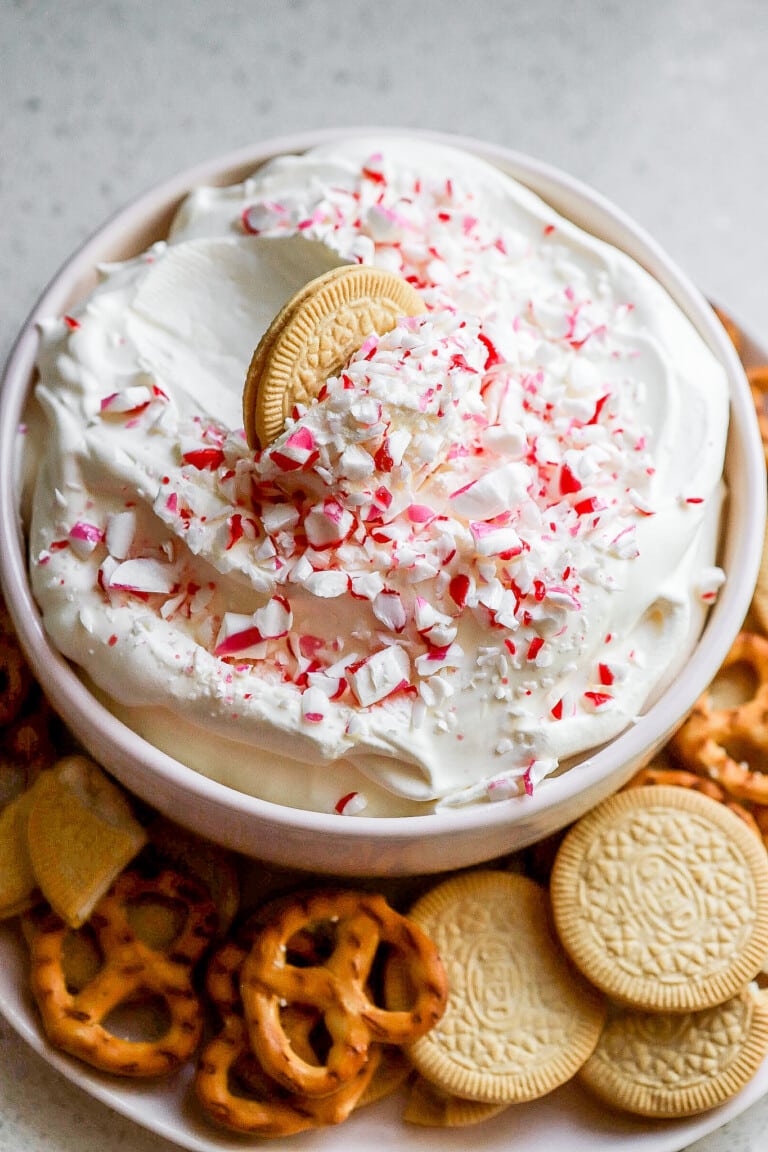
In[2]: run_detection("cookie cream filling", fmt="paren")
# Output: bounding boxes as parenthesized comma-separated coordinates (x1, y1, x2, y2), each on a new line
(28, 136, 729, 816)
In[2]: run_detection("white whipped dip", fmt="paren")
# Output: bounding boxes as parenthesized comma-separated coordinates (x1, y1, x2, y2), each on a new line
(29, 136, 729, 816)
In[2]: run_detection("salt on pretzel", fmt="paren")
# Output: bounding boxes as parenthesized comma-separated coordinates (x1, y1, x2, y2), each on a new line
(196, 932, 378, 1135)
(240, 888, 447, 1098)
(0, 635, 32, 728)
(27, 868, 217, 1076)
(625, 765, 763, 839)
(671, 631, 768, 806)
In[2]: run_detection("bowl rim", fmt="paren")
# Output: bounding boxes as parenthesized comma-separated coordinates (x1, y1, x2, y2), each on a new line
(0, 125, 764, 849)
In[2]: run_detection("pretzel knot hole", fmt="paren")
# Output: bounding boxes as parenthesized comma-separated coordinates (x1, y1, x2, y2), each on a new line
(125, 891, 194, 953)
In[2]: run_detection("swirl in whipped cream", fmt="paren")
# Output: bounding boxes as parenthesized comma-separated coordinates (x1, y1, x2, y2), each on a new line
(29, 137, 728, 815)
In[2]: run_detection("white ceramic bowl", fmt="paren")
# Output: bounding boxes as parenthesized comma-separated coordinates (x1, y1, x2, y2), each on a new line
(0, 128, 764, 876)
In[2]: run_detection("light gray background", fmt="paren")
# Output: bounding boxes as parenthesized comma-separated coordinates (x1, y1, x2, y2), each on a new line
(1, 2, 767, 1149)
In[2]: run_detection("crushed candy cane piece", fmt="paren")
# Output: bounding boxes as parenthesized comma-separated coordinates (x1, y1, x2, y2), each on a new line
(105, 510, 136, 559)
(301, 686, 328, 724)
(214, 613, 269, 659)
(696, 565, 726, 604)
(346, 645, 410, 706)
(303, 570, 350, 598)
(450, 461, 530, 520)
(470, 521, 522, 557)
(305, 499, 355, 549)
(100, 386, 153, 414)
(373, 589, 407, 632)
(252, 596, 292, 639)
(109, 557, 176, 594)
(68, 521, 105, 557)
(334, 791, 368, 816)
(269, 426, 319, 471)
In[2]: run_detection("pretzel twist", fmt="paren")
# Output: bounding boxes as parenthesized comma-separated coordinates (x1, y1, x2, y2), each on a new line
(28, 868, 217, 1076)
(671, 631, 768, 806)
(240, 889, 447, 1098)
(196, 932, 378, 1135)
(626, 766, 725, 800)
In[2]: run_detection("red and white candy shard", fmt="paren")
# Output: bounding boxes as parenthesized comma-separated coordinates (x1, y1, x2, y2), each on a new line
(214, 597, 291, 657)
(449, 461, 530, 519)
(346, 645, 411, 707)
(214, 613, 269, 659)
(108, 557, 177, 594)
(304, 499, 355, 549)
(301, 686, 328, 724)
(334, 791, 368, 816)
(105, 510, 136, 559)
(100, 385, 153, 414)
(68, 521, 105, 557)
(696, 566, 726, 604)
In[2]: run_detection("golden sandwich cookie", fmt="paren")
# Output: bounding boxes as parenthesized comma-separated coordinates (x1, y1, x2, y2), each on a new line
(386, 870, 605, 1105)
(243, 263, 424, 447)
(579, 988, 768, 1117)
(551, 785, 768, 1012)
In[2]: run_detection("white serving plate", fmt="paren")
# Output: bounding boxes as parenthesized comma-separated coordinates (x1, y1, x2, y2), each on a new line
(0, 128, 765, 1148)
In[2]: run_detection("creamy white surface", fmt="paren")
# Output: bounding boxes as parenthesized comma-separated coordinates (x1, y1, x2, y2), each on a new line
(29, 137, 729, 816)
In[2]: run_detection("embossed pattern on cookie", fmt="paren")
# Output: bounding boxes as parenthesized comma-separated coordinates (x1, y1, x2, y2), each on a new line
(243, 265, 425, 448)
(579, 988, 768, 1117)
(551, 785, 768, 1012)
(386, 870, 605, 1105)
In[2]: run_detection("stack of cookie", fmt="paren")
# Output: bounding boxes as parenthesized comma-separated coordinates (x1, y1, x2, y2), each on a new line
(553, 786, 768, 1118)
(394, 785, 768, 1124)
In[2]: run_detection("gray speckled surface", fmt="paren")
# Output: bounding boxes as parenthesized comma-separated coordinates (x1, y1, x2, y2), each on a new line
(2, 1, 768, 1149)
